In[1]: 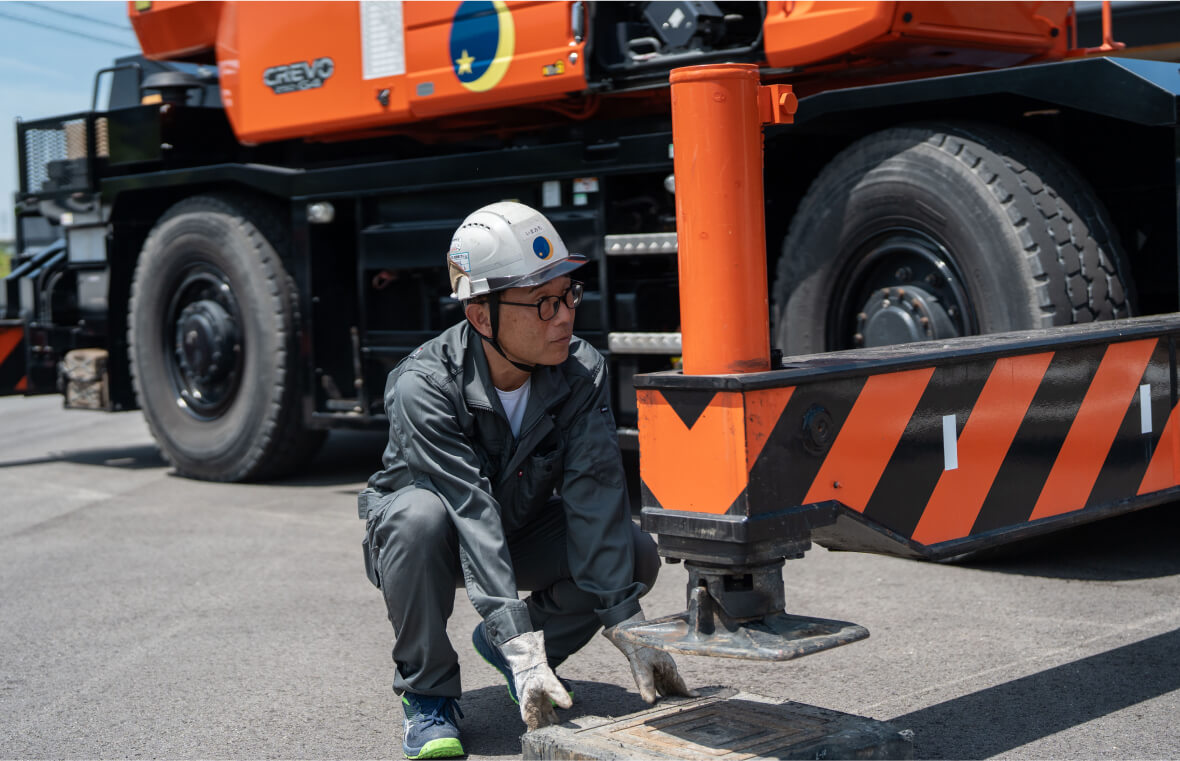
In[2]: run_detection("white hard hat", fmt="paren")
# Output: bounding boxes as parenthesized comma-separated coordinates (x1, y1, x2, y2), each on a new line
(447, 201, 587, 300)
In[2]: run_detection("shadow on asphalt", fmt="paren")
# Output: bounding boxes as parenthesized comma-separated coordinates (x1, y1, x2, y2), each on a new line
(270, 429, 388, 488)
(957, 503, 1180, 581)
(0, 442, 165, 470)
(0, 429, 386, 488)
(893, 627, 1180, 759)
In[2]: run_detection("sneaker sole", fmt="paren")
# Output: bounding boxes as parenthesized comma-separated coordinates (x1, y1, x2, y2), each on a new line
(403, 737, 464, 759)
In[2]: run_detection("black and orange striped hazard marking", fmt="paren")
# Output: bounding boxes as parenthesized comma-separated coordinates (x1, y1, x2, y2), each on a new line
(0, 322, 28, 395)
(637, 322, 1180, 555)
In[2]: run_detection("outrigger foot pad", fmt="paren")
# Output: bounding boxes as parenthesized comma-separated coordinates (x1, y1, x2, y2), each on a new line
(613, 586, 869, 661)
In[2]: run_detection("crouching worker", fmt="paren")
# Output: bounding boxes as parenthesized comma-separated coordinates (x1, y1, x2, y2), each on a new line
(358, 202, 695, 759)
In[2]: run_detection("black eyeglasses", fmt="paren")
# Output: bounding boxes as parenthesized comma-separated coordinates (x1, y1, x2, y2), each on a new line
(499, 281, 584, 321)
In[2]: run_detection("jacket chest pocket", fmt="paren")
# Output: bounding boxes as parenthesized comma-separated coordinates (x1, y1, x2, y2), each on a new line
(521, 445, 564, 510)
(501, 440, 565, 526)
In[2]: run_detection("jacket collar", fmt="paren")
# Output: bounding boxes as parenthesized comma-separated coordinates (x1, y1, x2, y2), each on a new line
(460, 321, 572, 427)
(461, 322, 497, 413)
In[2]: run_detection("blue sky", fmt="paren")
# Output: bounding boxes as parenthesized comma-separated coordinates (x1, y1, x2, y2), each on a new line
(0, 1, 139, 240)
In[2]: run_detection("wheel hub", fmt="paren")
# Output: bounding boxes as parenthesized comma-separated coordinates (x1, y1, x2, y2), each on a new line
(832, 228, 976, 350)
(857, 285, 957, 346)
(163, 263, 246, 421)
(175, 300, 239, 389)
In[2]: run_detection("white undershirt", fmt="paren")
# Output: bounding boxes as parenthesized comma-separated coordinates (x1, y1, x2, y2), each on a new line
(496, 377, 532, 438)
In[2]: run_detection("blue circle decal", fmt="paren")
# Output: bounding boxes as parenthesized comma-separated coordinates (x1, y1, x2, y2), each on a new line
(533, 236, 553, 260)
(449, 1, 515, 93)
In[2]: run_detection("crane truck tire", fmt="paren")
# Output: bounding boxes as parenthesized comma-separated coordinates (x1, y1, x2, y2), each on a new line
(128, 194, 325, 482)
(772, 122, 1132, 354)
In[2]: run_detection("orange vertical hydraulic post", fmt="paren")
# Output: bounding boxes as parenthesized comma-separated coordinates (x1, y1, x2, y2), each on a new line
(670, 64, 794, 375)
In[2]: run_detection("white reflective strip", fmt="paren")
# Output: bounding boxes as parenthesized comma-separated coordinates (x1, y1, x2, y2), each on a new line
(943, 414, 959, 471)
(360, 0, 406, 79)
(1140, 384, 1152, 434)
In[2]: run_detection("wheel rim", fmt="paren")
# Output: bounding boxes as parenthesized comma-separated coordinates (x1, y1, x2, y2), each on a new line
(829, 228, 977, 350)
(163, 263, 244, 420)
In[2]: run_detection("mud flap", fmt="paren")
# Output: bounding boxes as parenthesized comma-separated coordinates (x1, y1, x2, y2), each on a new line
(0, 321, 28, 395)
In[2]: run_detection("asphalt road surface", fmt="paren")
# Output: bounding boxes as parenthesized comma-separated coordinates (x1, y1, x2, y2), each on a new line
(2, 394, 1178, 759)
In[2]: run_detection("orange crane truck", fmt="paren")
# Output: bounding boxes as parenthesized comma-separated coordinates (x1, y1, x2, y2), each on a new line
(2, 0, 1177, 492)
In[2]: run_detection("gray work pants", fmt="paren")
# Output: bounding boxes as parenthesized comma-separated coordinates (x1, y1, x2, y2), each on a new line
(364, 486, 659, 698)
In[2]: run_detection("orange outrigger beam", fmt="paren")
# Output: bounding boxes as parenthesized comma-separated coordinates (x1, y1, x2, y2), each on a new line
(617, 64, 1180, 660)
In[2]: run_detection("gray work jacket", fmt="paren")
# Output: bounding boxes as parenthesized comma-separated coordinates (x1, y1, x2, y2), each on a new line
(358, 321, 644, 647)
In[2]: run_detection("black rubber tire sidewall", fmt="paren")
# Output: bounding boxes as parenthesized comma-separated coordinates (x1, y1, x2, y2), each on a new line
(129, 195, 300, 481)
(774, 124, 1129, 354)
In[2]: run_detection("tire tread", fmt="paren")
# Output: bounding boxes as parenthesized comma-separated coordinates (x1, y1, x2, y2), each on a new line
(929, 124, 1131, 324)
(773, 122, 1131, 353)
(128, 193, 325, 482)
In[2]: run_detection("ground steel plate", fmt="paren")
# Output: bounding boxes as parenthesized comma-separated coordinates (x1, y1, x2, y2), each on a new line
(521, 688, 913, 760)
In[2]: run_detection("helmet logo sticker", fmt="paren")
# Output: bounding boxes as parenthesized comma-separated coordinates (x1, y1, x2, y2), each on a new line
(449, 251, 471, 272)
(533, 236, 553, 260)
(450, 0, 515, 93)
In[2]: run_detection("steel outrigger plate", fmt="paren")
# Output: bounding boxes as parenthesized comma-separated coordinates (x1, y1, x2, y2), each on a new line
(615, 557, 869, 661)
(616, 586, 869, 661)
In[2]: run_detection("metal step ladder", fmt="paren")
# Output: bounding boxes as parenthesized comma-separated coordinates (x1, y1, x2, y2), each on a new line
(603, 233, 682, 356)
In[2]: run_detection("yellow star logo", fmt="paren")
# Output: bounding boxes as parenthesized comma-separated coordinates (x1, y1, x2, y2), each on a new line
(456, 50, 475, 76)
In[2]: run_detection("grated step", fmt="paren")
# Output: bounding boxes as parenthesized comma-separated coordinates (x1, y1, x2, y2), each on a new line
(608, 332, 682, 355)
(605, 233, 677, 256)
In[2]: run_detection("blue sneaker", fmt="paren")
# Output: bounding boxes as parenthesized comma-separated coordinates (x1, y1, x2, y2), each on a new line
(401, 693, 464, 759)
(471, 622, 573, 706)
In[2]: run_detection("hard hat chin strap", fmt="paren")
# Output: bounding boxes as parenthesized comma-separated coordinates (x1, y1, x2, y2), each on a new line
(482, 294, 538, 374)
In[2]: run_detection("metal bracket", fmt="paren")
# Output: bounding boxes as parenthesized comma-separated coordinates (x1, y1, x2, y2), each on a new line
(758, 83, 797, 125)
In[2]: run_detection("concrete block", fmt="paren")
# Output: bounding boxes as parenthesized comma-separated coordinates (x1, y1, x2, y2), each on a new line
(62, 348, 109, 410)
(521, 687, 913, 760)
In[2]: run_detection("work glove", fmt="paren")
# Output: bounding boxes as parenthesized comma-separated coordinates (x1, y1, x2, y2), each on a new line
(602, 612, 698, 704)
(499, 630, 573, 730)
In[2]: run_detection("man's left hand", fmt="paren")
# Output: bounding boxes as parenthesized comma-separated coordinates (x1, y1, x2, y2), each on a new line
(602, 613, 698, 704)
